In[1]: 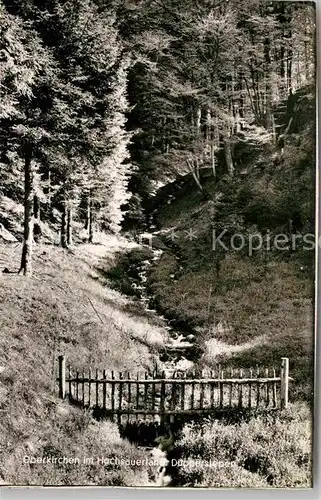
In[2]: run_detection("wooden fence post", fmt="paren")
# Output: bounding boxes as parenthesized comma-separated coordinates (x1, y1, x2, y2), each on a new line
(103, 369, 107, 409)
(58, 355, 66, 399)
(160, 371, 166, 426)
(280, 357, 289, 409)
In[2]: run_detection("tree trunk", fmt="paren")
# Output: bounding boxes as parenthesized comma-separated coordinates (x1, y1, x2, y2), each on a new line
(277, 2, 286, 98)
(67, 205, 73, 246)
(231, 69, 240, 134)
(86, 191, 94, 243)
(84, 194, 90, 231)
(211, 143, 216, 178)
(88, 210, 94, 243)
(186, 158, 202, 192)
(61, 203, 68, 248)
(264, 37, 272, 125)
(224, 139, 234, 176)
(304, 26, 309, 82)
(162, 116, 167, 153)
(280, 43, 285, 95)
(19, 144, 34, 276)
(88, 198, 94, 243)
(263, 35, 276, 144)
(238, 70, 244, 128)
(33, 194, 42, 242)
(196, 106, 201, 136)
(34, 195, 40, 220)
(286, 6, 293, 95)
(191, 170, 203, 192)
(206, 108, 211, 142)
(287, 45, 293, 95)
(48, 169, 51, 207)
(207, 109, 216, 177)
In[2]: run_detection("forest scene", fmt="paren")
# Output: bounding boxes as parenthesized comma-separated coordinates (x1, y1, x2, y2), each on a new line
(0, 0, 316, 488)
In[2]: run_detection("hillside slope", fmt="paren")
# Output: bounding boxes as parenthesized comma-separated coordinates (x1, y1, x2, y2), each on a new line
(0, 236, 167, 485)
(115, 87, 315, 403)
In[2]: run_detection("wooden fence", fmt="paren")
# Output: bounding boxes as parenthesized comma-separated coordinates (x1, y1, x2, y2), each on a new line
(57, 356, 291, 423)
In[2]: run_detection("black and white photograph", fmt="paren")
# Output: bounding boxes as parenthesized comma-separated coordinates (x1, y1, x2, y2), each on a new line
(0, 0, 317, 489)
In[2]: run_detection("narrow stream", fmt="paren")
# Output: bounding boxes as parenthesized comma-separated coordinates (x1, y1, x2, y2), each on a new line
(133, 245, 197, 373)
(124, 241, 199, 486)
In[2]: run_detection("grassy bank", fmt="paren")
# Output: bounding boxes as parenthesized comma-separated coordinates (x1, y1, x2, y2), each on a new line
(0, 239, 166, 485)
(147, 250, 313, 402)
(108, 237, 313, 402)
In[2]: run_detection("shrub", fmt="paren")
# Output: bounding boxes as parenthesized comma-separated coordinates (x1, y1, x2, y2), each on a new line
(174, 403, 312, 488)
(2, 407, 155, 486)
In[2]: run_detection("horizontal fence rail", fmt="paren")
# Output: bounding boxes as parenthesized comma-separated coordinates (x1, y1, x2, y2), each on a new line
(57, 356, 292, 423)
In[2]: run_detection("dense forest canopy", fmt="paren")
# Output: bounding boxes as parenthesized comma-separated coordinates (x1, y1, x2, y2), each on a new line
(0, 0, 316, 274)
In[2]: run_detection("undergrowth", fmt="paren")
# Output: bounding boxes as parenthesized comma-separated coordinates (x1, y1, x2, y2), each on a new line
(171, 403, 312, 488)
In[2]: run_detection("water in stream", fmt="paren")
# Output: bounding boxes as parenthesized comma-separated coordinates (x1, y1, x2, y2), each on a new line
(132, 245, 197, 373)
(122, 242, 198, 486)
